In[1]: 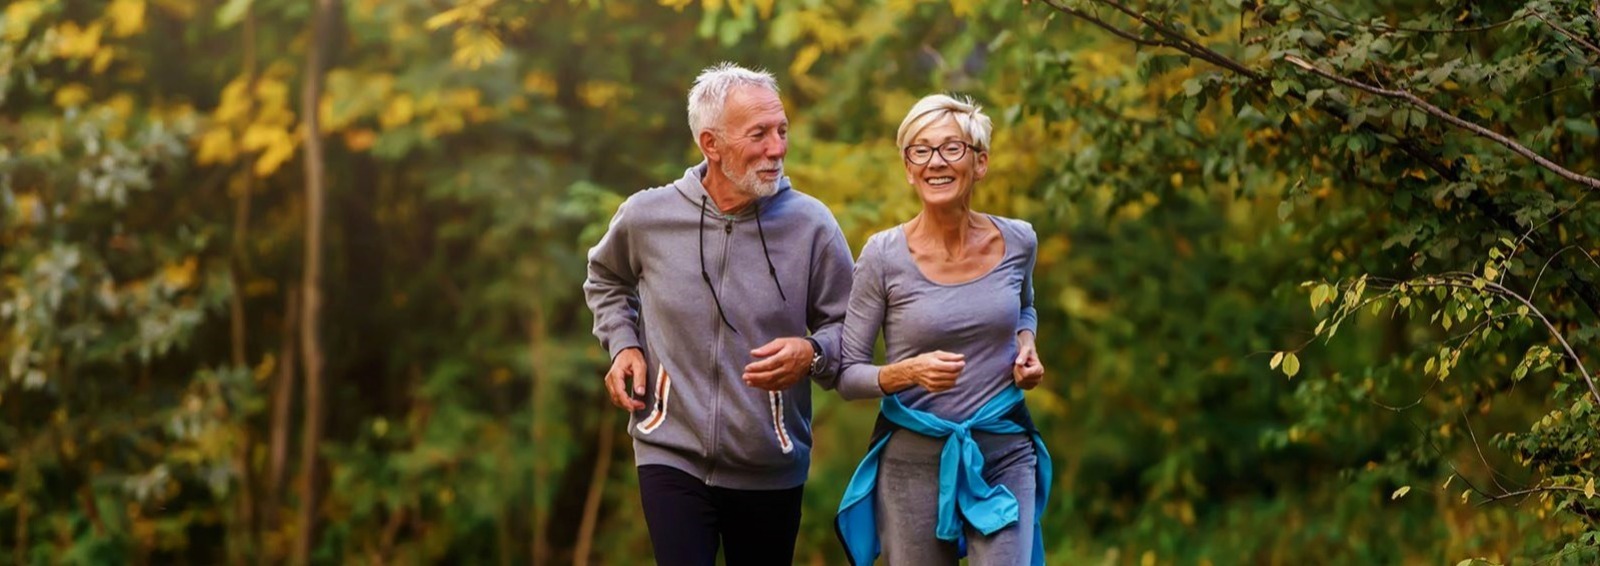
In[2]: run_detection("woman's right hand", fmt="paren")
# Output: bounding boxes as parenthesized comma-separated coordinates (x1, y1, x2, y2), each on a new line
(879, 351, 965, 393)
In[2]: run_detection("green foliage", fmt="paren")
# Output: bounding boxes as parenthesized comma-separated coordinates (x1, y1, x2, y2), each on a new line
(4, 0, 1600, 563)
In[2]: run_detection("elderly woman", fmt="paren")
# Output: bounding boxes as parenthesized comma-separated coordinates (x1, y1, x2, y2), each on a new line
(833, 94, 1052, 565)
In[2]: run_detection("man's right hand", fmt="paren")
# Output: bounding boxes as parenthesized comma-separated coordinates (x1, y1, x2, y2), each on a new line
(605, 347, 647, 410)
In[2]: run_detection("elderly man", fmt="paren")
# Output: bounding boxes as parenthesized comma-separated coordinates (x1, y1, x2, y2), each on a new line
(582, 63, 854, 565)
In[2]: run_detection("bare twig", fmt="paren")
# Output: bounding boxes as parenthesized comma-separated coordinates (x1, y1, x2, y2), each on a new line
(1460, 408, 1517, 493)
(1530, 244, 1600, 301)
(1283, 54, 1600, 191)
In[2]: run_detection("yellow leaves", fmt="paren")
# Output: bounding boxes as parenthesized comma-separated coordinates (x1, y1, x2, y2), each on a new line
(425, 7, 466, 30)
(1391, 485, 1411, 500)
(794, 9, 852, 52)
(578, 81, 625, 109)
(451, 27, 503, 70)
(380, 94, 415, 129)
(948, 0, 977, 17)
(196, 73, 298, 176)
(53, 82, 90, 108)
(1586, 477, 1596, 499)
(12, 194, 42, 226)
(212, 79, 251, 124)
(790, 45, 822, 78)
(106, 0, 145, 37)
(196, 128, 235, 165)
(160, 257, 198, 291)
(423, 0, 504, 69)
(54, 21, 103, 59)
(752, 0, 774, 19)
(659, 0, 695, 11)
(246, 128, 297, 178)
(523, 72, 557, 97)
(4, 1, 46, 42)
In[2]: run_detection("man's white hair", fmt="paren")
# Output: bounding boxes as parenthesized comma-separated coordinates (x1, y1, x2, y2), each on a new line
(895, 94, 993, 153)
(687, 62, 780, 146)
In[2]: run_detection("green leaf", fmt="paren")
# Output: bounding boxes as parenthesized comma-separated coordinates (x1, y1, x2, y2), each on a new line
(1564, 118, 1598, 138)
(1278, 200, 1293, 221)
(217, 0, 255, 29)
(1183, 78, 1203, 97)
(1283, 353, 1300, 378)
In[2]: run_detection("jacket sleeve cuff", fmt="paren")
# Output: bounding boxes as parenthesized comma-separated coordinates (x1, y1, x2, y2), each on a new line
(607, 335, 642, 360)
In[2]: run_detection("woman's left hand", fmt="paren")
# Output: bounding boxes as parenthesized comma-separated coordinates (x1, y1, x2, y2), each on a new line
(1013, 330, 1044, 390)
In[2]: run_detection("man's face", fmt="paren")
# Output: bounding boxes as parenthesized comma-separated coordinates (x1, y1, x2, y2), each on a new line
(714, 85, 789, 198)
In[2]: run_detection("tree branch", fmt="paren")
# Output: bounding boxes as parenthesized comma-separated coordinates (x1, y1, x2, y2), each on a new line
(1283, 54, 1600, 191)
(1477, 484, 1588, 506)
(1533, 11, 1600, 59)
(1294, 1, 1527, 35)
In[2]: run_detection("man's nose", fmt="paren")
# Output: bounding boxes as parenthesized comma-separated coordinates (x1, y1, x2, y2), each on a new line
(765, 135, 787, 158)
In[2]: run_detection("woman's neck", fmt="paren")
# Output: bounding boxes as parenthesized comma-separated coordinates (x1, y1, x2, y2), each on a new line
(909, 203, 979, 261)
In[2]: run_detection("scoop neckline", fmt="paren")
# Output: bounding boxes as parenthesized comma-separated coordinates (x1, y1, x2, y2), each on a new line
(896, 214, 1009, 288)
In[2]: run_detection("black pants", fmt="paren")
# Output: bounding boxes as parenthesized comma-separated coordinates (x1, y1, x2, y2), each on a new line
(637, 464, 804, 566)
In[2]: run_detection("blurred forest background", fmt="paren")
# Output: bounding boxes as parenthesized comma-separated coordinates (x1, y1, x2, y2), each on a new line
(4, 0, 1600, 564)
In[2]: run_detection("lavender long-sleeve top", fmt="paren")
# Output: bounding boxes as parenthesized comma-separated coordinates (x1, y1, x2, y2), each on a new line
(837, 214, 1040, 422)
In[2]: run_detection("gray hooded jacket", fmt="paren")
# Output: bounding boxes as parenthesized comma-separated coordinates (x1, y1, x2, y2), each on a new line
(583, 163, 856, 489)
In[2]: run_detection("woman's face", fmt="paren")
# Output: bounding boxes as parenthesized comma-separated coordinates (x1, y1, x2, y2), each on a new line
(903, 115, 988, 208)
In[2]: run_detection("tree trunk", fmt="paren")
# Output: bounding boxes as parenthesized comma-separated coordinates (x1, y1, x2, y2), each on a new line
(265, 288, 298, 558)
(530, 306, 550, 566)
(292, 0, 336, 563)
(572, 407, 617, 566)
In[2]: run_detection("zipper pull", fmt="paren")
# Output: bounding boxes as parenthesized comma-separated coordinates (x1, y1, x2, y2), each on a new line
(724, 219, 733, 234)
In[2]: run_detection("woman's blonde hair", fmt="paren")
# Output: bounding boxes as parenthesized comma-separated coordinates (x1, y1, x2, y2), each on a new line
(895, 94, 992, 152)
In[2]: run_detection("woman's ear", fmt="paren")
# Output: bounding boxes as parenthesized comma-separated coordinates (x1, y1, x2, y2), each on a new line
(974, 150, 989, 181)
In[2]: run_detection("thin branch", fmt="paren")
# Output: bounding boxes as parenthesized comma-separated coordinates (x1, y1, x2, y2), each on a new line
(1093, 0, 1264, 80)
(1460, 407, 1517, 493)
(1284, 54, 1600, 191)
(1484, 280, 1600, 406)
(1477, 484, 1588, 505)
(1041, 0, 1180, 49)
(1533, 11, 1600, 59)
(1531, 244, 1600, 302)
(1295, 1, 1527, 35)
(1393, 409, 1492, 499)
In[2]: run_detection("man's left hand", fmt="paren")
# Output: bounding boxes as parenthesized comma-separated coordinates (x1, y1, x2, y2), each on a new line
(743, 337, 814, 391)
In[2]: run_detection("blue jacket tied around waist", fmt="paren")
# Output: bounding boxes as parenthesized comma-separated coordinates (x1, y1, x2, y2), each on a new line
(834, 386, 1053, 565)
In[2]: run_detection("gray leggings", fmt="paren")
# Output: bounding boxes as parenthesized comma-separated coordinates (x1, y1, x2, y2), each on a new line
(875, 430, 1038, 566)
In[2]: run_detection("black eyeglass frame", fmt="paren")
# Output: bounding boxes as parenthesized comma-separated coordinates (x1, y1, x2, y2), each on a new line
(902, 140, 982, 166)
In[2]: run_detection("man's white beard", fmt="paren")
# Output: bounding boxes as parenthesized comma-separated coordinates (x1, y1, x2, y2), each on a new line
(723, 159, 782, 198)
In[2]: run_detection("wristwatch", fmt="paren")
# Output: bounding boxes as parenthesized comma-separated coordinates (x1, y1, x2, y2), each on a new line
(803, 337, 825, 377)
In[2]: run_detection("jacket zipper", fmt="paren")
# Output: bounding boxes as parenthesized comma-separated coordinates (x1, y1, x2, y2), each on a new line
(706, 216, 735, 481)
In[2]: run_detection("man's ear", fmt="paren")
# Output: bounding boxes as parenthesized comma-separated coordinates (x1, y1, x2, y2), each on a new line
(699, 130, 721, 163)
